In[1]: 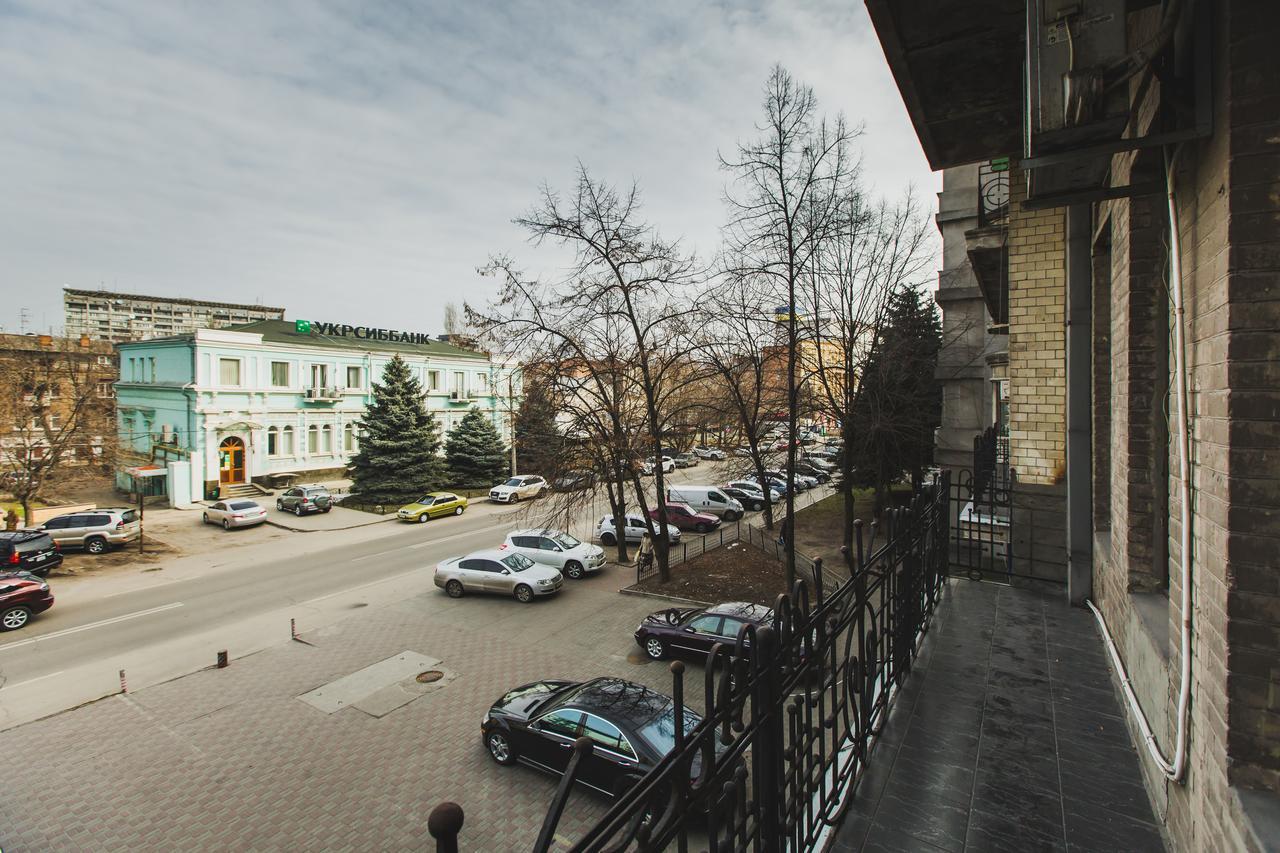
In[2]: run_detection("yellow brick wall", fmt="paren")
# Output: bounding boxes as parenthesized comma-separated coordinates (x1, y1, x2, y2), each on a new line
(1005, 170, 1066, 485)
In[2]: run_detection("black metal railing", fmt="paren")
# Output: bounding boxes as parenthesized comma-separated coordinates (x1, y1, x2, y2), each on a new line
(977, 159, 1010, 228)
(428, 473, 947, 852)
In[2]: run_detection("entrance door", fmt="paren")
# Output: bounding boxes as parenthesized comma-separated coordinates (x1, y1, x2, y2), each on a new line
(219, 437, 245, 484)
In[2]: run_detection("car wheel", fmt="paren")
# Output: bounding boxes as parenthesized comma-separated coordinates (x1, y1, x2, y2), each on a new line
(0, 605, 31, 631)
(753, 501, 765, 512)
(222, 519, 231, 530)
(644, 637, 666, 660)
(564, 561, 584, 580)
(85, 537, 107, 555)
(486, 730, 517, 765)
(514, 584, 534, 603)
(417, 513, 430, 523)
(276, 500, 284, 510)
(294, 506, 303, 517)
(445, 580, 464, 598)
(202, 512, 209, 524)
(695, 522, 710, 534)
(600, 531, 617, 546)
(454, 506, 463, 516)
(322, 507, 331, 513)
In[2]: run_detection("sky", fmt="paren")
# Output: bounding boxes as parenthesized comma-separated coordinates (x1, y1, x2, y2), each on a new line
(0, 0, 939, 336)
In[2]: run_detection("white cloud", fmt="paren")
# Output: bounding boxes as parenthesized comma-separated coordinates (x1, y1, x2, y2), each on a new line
(0, 0, 939, 333)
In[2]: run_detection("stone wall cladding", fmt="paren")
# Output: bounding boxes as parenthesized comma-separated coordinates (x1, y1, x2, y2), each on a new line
(1005, 170, 1066, 486)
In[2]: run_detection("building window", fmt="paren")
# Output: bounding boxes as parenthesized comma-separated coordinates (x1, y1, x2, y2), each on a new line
(307, 424, 319, 454)
(149, 357, 157, 382)
(453, 371, 466, 395)
(346, 366, 362, 389)
(476, 372, 489, 393)
(343, 423, 356, 452)
(310, 364, 329, 390)
(428, 370, 442, 392)
(219, 358, 242, 386)
(271, 361, 290, 387)
(267, 426, 279, 456)
(281, 426, 295, 455)
(97, 380, 115, 398)
(322, 424, 333, 453)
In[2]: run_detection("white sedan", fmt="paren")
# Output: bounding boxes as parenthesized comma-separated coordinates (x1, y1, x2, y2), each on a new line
(203, 499, 268, 530)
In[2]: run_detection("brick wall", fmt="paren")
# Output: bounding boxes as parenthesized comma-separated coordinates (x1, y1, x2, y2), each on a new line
(1005, 171, 1066, 486)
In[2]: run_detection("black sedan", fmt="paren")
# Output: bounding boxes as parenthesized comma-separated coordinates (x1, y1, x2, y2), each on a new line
(721, 486, 767, 512)
(481, 677, 700, 798)
(634, 602, 774, 661)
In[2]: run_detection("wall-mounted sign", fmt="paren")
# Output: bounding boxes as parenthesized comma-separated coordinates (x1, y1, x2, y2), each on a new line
(295, 320, 435, 345)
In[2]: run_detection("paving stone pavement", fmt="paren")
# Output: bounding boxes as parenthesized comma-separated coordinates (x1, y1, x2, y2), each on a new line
(0, 577, 692, 852)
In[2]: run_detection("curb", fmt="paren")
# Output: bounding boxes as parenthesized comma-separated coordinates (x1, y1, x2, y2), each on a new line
(617, 587, 712, 607)
(264, 514, 400, 533)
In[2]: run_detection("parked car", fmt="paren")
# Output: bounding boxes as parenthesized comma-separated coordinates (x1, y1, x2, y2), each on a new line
(794, 462, 831, 483)
(277, 485, 333, 516)
(736, 473, 791, 495)
(640, 456, 675, 475)
(634, 601, 775, 660)
(38, 508, 140, 554)
(762, 469, 819, 491)
(596, 515, 680, 546)
(481, 677, 704, 799)
(691, 446, 726, 460)
(732, 446, 753, 457)
(666, 486, 744, 521)
(397, 492, 468, 522)
(672, 453, 698, 469)
(720, 485, 767, 512)
(552, 471, 596, 491)
(434, 548, 563, 602)
(203, 499, 268, 529)
(0, 570, 55, 631)
(503, 529, 606, 580)
(0, 531, 61, 577)
(802, 455, 837, 472)
(489, 475, 547, 503)
(726, 479, 783, 504)
(651, 502, 720, 534)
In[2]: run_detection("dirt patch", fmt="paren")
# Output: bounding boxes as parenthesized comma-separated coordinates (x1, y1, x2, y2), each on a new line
(48, 536, 178, 577)
(628, 539, 789, 605)
(792, 487, 914, 567)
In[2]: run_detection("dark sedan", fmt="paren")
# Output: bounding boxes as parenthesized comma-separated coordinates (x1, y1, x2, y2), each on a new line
(0, 570, 55, 631)
(481, 677, 701, 799)
(634, 601, 775, 661)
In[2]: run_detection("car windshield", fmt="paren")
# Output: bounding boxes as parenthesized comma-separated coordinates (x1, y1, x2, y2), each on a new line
(637, 703, 702, 757)
(504, 478, 522, 487)
(553, 533, 581, 549)
(228, 501, 258, 510)
(416, 496, 435, 504)
(501, 553, 535, 572)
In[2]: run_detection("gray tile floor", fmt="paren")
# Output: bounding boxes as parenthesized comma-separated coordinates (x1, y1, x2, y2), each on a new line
(831, 580, 1166, 853)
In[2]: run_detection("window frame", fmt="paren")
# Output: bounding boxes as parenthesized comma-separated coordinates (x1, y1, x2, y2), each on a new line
(218, 357, 242, 387)
(270, 361, 291, 388)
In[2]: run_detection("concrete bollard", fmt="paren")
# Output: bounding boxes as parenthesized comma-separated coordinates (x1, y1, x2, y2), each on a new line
(119, 669, 127, 693)
(217, 650, 229, 668)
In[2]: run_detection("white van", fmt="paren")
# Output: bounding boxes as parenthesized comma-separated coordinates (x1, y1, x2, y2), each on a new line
(666, 486, 744, 521)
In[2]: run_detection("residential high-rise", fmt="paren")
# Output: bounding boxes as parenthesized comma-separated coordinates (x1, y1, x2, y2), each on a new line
(63, 288, 285, 342)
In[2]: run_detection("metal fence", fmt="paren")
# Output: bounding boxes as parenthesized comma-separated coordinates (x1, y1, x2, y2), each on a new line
(423, 473, 950, 852)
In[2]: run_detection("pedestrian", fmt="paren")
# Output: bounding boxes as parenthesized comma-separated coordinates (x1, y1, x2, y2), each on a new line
(637, 530, 654, 571)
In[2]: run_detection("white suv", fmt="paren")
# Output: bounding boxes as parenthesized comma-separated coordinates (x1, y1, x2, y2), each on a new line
(502, 529, 607, 580)
(640, 456, 675, 475)
(489, 475, 547, 503)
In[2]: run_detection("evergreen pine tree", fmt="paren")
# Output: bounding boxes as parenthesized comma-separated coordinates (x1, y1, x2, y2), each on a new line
(445, 408, 509, 488)
(349, 355, 446, 506)
(849, 285, 943, 508)
(514, 378, 561, 475)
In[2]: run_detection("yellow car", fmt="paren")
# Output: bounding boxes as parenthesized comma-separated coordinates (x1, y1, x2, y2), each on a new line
(397, 492, 468, 522)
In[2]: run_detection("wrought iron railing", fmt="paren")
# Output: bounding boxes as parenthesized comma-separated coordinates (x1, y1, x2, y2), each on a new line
(977, 159, 1010, 228)
(428, 473, 951, 851)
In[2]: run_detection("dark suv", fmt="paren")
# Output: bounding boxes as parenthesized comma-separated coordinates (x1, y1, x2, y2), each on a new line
(0, 570, 55, 631)
(276, 485, 333, 516)
(0, 531, 62, 577)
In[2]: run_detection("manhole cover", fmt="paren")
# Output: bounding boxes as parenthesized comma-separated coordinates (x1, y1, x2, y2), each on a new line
(416, 670, 444, 684)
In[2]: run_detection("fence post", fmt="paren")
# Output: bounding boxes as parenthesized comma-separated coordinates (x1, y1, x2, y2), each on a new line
(427, 802, 463, 853)
(533, 739, 595, 853)
(751, 625, 785, 850)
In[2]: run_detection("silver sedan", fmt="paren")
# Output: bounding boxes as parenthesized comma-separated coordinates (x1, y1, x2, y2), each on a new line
(203, 499, 268, 530)
(434, 549, 564, 603)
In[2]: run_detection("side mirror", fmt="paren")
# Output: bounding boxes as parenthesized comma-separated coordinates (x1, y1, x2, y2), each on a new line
(684, 627, 697, 634)
(501, 569, 511, 575)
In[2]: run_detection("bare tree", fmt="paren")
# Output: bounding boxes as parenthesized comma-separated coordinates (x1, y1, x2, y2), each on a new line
(0, 341, 114, 523)
(720, 65, 859, 587)
(474, 166, 701, 581)
(803, 191, 933, 565)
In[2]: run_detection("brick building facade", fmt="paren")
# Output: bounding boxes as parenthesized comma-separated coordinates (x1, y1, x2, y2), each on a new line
(869, 1, 1279, 849)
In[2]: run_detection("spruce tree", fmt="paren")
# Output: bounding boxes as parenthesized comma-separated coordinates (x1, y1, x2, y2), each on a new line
(445, 407, 509, 488)
(349, 355, 446, 506)
(514, 378, 561, 475)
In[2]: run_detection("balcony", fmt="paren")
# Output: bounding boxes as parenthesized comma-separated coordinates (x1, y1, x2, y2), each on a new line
(831, 581, 1165, 852)
(965, 160, 1009, 328)
(303, 386, 341, 403)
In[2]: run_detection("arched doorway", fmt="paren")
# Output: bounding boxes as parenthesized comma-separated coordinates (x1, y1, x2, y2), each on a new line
(219, 436, 246, 485)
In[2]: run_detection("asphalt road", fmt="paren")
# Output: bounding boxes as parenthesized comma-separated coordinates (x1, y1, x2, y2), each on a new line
(0, 459, 758, 728)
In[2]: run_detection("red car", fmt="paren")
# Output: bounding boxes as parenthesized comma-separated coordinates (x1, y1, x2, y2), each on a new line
(0, 571, 55, 631)
(650, 502, 721, 534)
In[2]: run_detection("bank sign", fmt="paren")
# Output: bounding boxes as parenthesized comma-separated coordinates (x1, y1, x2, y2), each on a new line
(295, 319, 435, 345)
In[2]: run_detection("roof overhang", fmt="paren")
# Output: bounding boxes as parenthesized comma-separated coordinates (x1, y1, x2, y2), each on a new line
(864, 0, 1025, 169)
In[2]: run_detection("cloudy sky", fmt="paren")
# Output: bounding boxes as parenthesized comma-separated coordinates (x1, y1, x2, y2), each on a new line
(1, 0, 938, 335)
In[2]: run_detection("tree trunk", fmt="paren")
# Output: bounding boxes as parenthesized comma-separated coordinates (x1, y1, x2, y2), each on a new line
(605, 466, 629, 563)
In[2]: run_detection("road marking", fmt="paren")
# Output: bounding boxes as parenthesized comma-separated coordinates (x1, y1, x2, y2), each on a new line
(0, 602, 185, 652)
(0, 670, 65, 690)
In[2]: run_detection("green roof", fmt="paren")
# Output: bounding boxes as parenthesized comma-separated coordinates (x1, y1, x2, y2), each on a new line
(229, 320, 490, 360)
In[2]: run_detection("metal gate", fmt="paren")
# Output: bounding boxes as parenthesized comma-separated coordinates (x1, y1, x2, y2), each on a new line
(948, 427, 1013, 581)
